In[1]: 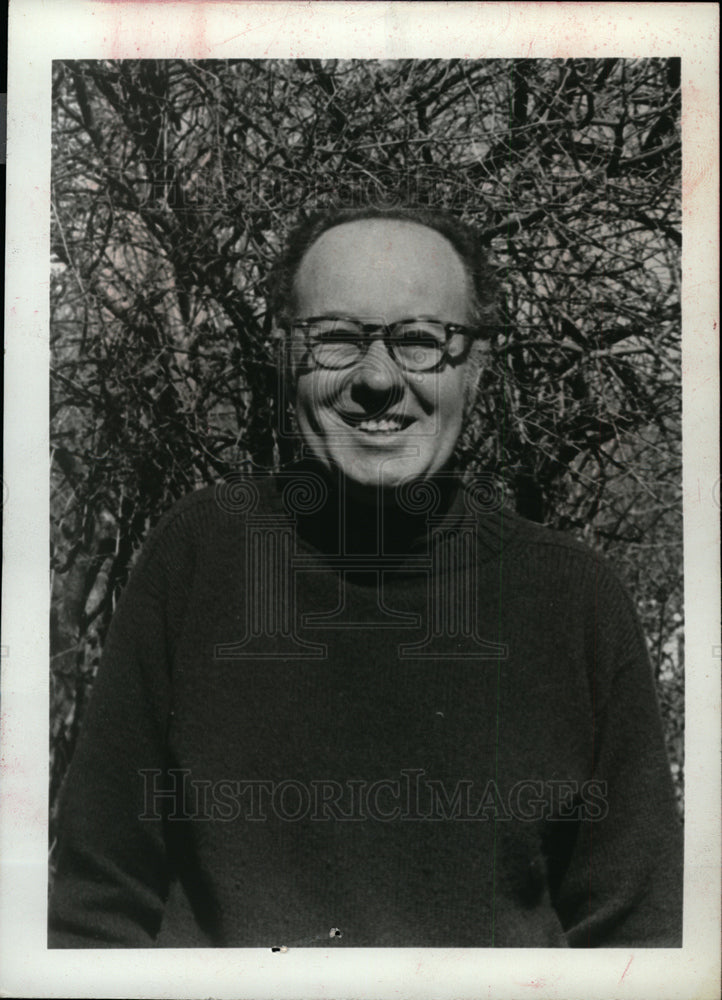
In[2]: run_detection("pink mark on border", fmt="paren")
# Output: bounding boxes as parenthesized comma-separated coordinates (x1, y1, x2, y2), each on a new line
(619, 954, 634, 984)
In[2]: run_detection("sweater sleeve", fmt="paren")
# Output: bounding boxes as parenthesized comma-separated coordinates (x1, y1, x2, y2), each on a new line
(550, 560, 683, 947)
(48, 511, 184, 947)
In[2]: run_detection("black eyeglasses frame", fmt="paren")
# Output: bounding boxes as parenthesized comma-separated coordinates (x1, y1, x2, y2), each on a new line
(288, 316, 479, 372)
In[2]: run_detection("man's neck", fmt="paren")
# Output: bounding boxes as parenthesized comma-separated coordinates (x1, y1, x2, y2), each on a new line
(287, 459, 462, 557)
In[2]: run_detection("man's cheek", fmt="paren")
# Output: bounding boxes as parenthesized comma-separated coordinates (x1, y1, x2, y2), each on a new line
(296, 391, 343, 443)
(298, 373, 342, 413)
(296, 379, 324, 424)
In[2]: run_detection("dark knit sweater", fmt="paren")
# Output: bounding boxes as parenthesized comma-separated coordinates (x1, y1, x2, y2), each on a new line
(49, 468, 683, 948)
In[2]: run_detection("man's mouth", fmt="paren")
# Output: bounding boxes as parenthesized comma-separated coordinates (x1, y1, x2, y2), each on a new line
(339, 413, 414, 434)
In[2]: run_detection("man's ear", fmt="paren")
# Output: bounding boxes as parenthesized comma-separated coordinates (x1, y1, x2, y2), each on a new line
(272, 325, 297, 404)
(463, 339, 491, 416)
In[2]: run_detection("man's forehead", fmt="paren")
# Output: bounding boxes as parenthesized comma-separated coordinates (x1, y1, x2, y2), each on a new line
(297, 218, 465, 273)
(292, 218, 472, 317)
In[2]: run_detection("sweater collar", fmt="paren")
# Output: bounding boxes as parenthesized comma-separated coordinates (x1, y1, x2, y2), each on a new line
(268, 460, 512, 568)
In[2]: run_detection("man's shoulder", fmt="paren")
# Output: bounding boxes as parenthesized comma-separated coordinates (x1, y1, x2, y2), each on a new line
(487, 504, 634, 607)
(496, 506, 598, 558)
(465, 488, 595, 557)
(147, 474, 284, 547)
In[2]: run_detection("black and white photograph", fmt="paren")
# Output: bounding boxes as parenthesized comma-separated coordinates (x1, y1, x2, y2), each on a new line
(1, 2, 719, 998)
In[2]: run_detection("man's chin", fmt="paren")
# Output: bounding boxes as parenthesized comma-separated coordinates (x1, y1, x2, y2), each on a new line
(298, 437, 450, 493)
(333, 457, 433, 495)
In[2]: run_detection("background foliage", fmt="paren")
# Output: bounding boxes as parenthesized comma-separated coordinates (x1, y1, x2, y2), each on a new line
(50, 58, 683, 838)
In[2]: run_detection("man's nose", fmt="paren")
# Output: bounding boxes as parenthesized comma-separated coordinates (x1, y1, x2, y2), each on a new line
(348, 338, 404, 397)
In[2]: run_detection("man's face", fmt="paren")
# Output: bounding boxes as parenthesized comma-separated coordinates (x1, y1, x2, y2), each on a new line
(290, 219, 475, 492)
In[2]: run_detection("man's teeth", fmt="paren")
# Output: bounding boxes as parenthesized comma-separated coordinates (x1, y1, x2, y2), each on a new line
(357, 418, 404, 432)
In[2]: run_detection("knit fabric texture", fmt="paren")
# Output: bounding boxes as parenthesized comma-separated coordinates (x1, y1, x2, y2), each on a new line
(49, 468, 683, 948)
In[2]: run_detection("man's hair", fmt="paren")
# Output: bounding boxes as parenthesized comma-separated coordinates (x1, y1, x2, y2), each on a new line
(268, 205, 499, 334)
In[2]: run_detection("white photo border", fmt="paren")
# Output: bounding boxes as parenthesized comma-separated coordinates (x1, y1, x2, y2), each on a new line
(2, 2, 719, 998)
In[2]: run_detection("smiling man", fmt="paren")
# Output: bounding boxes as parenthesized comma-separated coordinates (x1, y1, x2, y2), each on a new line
(288, 217, 478, 490)
(49, 206, 683, 949)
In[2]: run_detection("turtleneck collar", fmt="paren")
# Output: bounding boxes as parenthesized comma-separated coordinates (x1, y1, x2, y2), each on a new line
(273, 459, 467, 560)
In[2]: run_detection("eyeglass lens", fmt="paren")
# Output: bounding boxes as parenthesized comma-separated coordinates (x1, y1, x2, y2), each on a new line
(303, 319, 449, 372)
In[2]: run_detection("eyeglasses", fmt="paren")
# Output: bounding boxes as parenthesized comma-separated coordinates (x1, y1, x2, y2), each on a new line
(290, 316, 477, 373)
